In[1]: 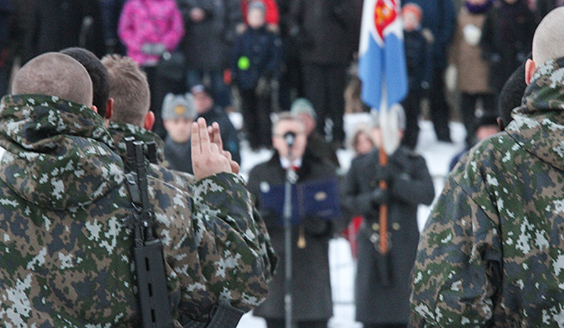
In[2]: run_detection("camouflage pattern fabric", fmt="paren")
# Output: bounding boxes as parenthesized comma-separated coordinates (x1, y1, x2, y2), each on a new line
(109, 121, 166, 165)
(0, 95, 272, 326)
(108, 121, 277, 306)
(411, 57, 564, 327)
(108, 121, 196, 190)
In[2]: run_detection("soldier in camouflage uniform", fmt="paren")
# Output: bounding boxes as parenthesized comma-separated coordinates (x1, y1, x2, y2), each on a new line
(410, 8, 564, 326)
(0, 52, 272, 326)
(101, 54, 276, 296)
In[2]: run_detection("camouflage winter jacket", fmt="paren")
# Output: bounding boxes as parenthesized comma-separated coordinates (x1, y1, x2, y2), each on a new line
(108, 122, 196, 190)
(0, 95, 271, 326)
(108, 121, 277, 300)
(411, 57, 564, 327)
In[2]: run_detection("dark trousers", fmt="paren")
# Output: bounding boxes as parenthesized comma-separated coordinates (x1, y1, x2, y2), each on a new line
(239, 88, 272, 149)
(265, 319, 328, 328)
(459, 92, 496, 143)
(428, 67, 451, 141)
(401, 89, 422, 150)
(302, 63, 347, 144)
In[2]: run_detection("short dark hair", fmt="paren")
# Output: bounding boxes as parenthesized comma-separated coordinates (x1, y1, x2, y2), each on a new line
(13, 53, 93, 106)
(497, 59, 528, 129)
(61, 47, 110, 118)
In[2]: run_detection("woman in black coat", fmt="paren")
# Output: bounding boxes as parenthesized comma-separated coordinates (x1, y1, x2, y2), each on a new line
(342, 146, 435, 328)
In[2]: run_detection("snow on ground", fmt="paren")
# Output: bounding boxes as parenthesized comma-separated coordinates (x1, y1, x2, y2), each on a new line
(235, 113, 467, 327)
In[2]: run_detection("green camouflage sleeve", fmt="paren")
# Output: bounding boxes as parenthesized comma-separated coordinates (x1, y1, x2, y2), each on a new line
(147, 171, 275, 322)
(410, 149, 503, 327)
(190, 172, 275, 306)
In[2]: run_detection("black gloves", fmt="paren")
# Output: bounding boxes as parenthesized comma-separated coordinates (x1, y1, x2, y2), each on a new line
(371, 188, 389, 207)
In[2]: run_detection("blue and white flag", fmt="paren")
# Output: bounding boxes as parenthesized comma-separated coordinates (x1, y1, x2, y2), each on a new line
(358, 0, 408, 111)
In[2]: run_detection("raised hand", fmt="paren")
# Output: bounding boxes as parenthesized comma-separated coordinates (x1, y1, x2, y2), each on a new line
(192, 118, 232, 181)
(207, 122, 239, 175)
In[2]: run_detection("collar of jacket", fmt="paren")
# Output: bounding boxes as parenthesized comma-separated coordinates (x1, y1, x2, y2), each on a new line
(506, 56, 564, 171)
(0, 94, 124, 209)
(0, 94, 115, 151)
(267, 148, 320, 178)
(108, 121, 165, 164)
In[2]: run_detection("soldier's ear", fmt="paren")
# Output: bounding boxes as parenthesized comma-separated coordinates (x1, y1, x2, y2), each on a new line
(105, 98, 114, 120)
(90, 105, 98, 113)
(525, 59, 536, 85)
(144, 111, 155, 131)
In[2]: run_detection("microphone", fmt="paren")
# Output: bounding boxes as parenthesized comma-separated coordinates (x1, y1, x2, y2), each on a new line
(284, 132, 296, 147)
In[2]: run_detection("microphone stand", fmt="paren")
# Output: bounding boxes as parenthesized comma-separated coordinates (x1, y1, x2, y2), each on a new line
(283, 133, 296, 328)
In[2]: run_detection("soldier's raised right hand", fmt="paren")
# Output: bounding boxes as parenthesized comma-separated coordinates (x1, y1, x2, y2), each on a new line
(192, 118, 233, 180)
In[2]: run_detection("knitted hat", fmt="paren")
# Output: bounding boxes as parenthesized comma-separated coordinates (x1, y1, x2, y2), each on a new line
(162, 93, 196, 120)
(402, 3, 423, 22)
(290, 98, 317, 119)
(249, 1, 266, 13)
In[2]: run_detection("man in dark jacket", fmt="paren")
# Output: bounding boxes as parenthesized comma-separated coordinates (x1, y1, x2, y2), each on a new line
(401, 3, 431, 150)
(405, 0, 456, 142)
(342, 110, 435, 328)
(480, 0, 536, 95)
(177, 0, 242, 108)
(24, 0, 106, 63)
(248, 112, 339, 328)
(289, 0, 356, 148)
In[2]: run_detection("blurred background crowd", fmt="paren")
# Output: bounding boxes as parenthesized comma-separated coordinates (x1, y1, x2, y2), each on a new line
(0, 0, 558, 327)
(0, 0, 555, 155)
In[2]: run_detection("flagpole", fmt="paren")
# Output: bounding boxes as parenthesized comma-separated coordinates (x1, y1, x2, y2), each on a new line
(378, 81, 389, 255)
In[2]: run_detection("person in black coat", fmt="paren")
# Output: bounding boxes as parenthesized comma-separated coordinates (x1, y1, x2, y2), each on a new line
(401, 4, 431, 150)
(405, 0, 456, 142)
(176, 0, 242, 108)
(231, 1, 282, 150)
(341, 111, 435, 328)
(248, 112, 339, 328)
(480, 0, 536, 95)
(289, 0, 356, 147)
(24, 0, 106, 63)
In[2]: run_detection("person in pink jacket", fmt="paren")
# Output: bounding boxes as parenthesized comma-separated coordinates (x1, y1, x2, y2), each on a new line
(118, 0, 184, 66)
(118, 0, 185, 139)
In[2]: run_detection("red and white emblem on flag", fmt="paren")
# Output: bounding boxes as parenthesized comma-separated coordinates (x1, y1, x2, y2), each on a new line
(374, 0, 397, 39)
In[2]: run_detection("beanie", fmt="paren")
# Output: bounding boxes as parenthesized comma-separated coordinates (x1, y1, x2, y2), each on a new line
(290, 98, 317, 119)
(249, 1, 266, 13)
(402, 3, 423, 22)
(162, 93, 196, 120)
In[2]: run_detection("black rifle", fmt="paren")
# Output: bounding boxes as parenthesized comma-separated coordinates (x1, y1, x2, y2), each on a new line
(124, 137, 245, 328)
(146, 141, 159, 165)
(125, 137, 174, 328)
